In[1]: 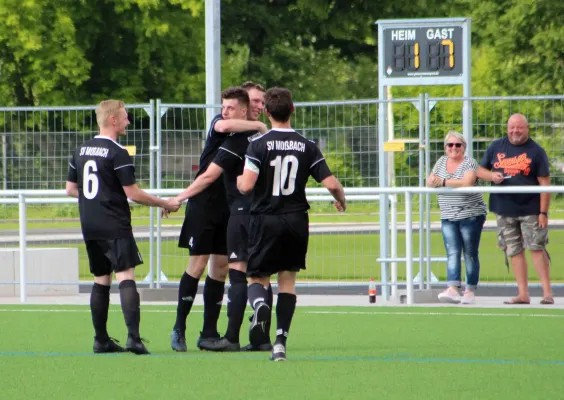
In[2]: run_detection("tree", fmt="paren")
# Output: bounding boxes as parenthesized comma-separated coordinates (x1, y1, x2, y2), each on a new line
(0, 0, 206, 105)
(460, 0, 564, 95)
(0, 0, 91, 105)
(0, 0, 562, 106)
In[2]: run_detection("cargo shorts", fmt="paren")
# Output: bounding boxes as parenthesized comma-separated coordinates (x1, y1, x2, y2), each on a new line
(496, 214, 549, 258)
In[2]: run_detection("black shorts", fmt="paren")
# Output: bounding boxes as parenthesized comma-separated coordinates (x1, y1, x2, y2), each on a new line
(227, 213, 249, 263)
(85, 236, 143, 277)
(178, 199, 229, 256)
(246, 211, 309, 278)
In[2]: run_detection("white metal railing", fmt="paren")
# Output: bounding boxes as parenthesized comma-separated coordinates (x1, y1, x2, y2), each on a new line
(0, 188, 379, 302)
(1, 186, 563, 304)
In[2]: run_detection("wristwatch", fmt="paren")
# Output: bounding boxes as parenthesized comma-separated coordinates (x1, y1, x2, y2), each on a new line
(540, 212, 548, 217)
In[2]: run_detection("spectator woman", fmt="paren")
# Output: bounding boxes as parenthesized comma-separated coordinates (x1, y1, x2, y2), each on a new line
(427, 131, 487, 304)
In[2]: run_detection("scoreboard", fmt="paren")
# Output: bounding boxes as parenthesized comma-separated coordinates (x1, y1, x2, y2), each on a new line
(383, 27, 463, 77)
(374, 19, 472, 302)
(377, 18, 470, 86)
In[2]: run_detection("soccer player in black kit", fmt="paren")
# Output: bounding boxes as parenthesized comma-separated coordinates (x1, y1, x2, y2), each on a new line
(237, 87, 347, 361)
(170, 87, 267, 351)
(66, 100, 181, 355)
(168, 83, 272, 352)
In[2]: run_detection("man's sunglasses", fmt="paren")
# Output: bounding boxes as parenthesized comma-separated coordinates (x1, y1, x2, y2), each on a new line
(446, 143, 463, 148)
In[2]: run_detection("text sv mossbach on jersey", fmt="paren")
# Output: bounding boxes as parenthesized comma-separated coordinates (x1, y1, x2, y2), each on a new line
(79, 146, 110, 158)
(266, 140, 306, 152)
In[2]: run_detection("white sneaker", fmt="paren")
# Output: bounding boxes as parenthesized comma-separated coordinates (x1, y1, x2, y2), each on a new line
(460, 291, 475, 305)
(438, 289, 461, 304)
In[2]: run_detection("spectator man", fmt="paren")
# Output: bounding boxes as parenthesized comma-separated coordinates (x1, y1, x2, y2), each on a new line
(478, 113, 552, 305)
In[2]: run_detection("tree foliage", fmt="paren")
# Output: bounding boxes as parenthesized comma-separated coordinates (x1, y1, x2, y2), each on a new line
(0, 0, 561, 106)
(0, 0, 205, 105)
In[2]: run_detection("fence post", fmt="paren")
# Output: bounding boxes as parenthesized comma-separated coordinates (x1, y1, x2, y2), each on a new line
(18, 193, 27, 303)
(405, 191, 413, 305)
(424, 94, 433, 290)
(390, 194, 398, 299)
(156, 99, 164, 288)
(2, 133, 7, 190)
(378, 99, 390, 301)
(418, 93, 425, 290)
(148, 100, 156, 289)
(463, 18, 473, 160)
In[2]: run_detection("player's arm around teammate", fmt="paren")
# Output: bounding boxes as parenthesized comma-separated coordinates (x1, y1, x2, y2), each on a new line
(163, 110, 267, 209)
(171, 87, 266, 352)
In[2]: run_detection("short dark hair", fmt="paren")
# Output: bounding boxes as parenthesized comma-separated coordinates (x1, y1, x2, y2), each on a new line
(241, 81, 265, 92)
(221, 87, 250, 108)
(264, 87, 293, 122)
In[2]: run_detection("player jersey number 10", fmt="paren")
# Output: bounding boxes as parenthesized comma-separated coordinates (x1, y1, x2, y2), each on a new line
(83, 160, 99, 199)
(270, 155, 298, 196)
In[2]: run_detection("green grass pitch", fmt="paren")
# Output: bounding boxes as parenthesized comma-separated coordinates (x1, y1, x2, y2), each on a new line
(41, 230, 564, 282)
(0, 305, 563, 399)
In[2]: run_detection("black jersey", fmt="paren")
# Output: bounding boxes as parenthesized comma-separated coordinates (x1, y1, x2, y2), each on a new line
(67, 136, 136, 240)
(191, 114, 229, 207)
(213, 130, 261, 215)
(244, 128, 332, 215)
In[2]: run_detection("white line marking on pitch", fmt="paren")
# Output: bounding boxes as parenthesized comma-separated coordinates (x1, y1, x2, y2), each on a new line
(305, 311, 564, 318)
(0, 309, 563, 318)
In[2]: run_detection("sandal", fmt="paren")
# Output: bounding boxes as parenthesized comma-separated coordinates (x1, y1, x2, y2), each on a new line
(503, 297, 530, 305)
(540, 296, 554, 305)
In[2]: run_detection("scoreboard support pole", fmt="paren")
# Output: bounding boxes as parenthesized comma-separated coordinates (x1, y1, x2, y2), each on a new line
(377, 74, 390, 301)
(376, 18, 471, 303)
(462, 22, 472, 159)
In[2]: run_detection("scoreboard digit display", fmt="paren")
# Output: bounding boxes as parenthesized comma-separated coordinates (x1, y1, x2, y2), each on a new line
(377, 18, 470, 86)
(384, 27, 463, 77)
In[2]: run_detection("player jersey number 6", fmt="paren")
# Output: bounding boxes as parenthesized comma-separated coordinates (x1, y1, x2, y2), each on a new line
(270, 155, 298, 196)
(83, 160, 99, 199)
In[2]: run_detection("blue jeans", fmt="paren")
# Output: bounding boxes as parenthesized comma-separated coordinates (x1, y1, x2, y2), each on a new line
(441, 215, 486, 289)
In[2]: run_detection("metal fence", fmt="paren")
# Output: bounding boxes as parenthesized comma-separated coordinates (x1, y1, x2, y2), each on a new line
(0, 103, 155, 190)
(0, 95, 563, 296)
(2, 185, 563, 304)
(427, 95, 564, 186)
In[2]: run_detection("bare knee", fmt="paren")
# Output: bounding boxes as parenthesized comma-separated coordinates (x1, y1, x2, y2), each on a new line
(277, 271, 296, 294)
(115, 268, 136, 283)
(530, 249, 549, 265)
(186, 255, 210, 278)
(94, 275, 112, 286)
(208, 254, 229, 281)
(509, 251, 527, 265)
(229, 261, 247, 274)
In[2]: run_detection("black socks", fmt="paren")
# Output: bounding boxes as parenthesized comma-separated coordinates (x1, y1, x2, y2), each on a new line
(173, 272, 199, 332)
(90, 282, 110, 341)
(201, 276, 225, 337)
(248, 282, 268, 310)
(275, 292, 297, 347)
(119, 279, 140, 339)
(224, 270, 247, 343)
(265, 284, 273, 342)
